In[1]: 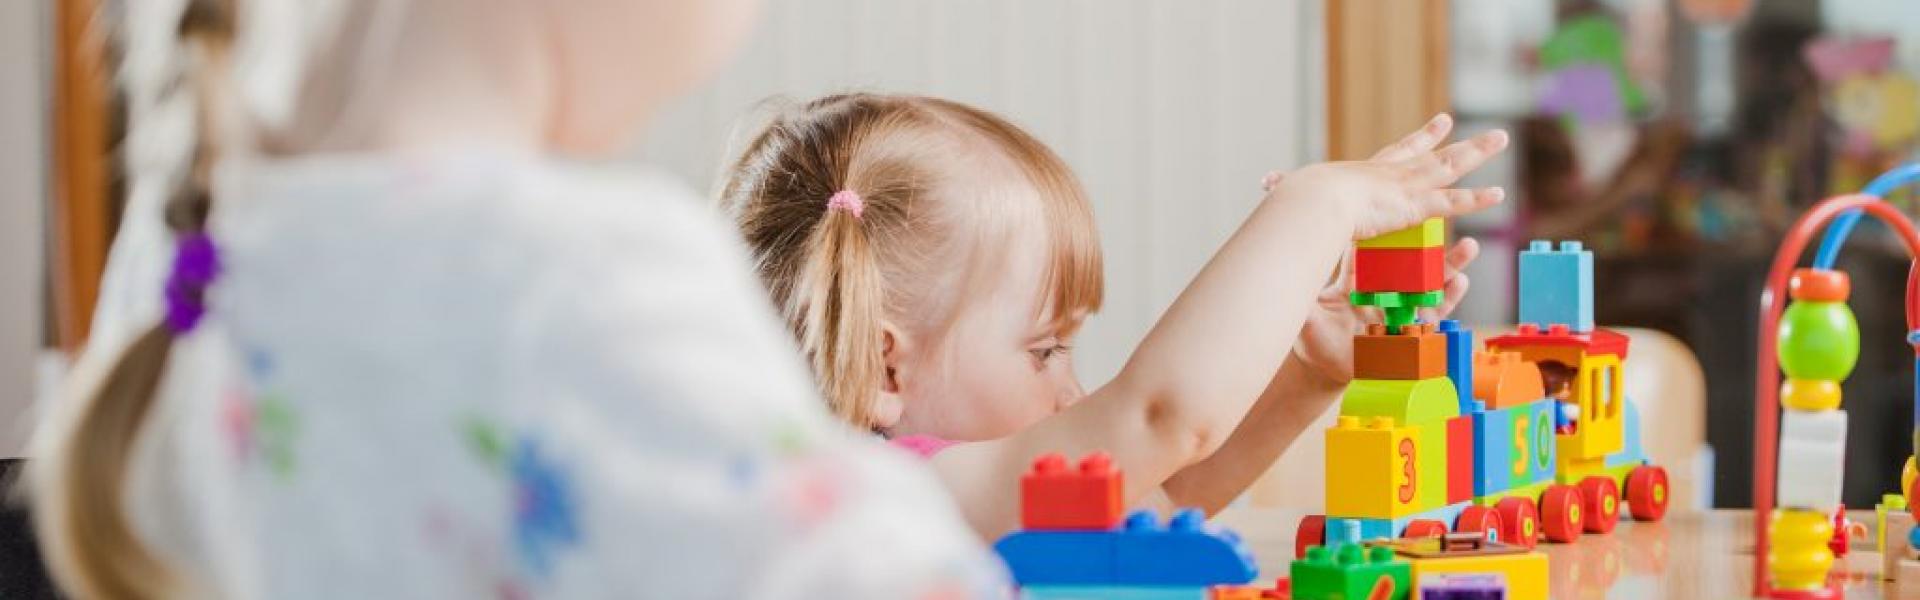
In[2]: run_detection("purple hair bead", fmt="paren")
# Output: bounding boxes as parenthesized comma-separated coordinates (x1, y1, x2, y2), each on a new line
(164, 232, 222, 333)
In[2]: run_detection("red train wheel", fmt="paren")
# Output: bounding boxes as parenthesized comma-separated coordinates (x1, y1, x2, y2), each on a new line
(1625, 465, 1671, 521)
(1401, 519, 1448, 539)
(1455, 505, 1504, 544)
(1493, 497, 1540, 549)
(1295, 515, 1326, 559)
(1541, 484, 1585, 543)
(1579, 476, 1621, 534)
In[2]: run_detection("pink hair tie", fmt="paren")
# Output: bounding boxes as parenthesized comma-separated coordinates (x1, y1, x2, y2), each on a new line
(826, 190, 864, 219)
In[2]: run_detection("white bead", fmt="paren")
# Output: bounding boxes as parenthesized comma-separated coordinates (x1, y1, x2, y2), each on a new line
(1777, 409, 1848, 511)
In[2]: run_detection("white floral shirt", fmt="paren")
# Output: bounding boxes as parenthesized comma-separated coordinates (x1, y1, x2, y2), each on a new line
(78, 151, 1005, 599)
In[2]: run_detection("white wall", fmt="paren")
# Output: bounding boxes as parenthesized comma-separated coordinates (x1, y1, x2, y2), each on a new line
(640, 0, 1323, 385)
(0, 0, 47, 456)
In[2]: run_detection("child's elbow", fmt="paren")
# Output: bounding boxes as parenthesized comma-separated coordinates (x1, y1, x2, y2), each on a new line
(1137, 387, 1230, 465)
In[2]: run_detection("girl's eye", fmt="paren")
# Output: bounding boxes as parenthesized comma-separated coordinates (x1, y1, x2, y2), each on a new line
(1028, 344, 1071, 363)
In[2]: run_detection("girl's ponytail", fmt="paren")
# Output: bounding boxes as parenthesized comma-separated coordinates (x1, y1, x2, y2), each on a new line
(32, 2, 234, 597)
(792, 191, 891, 429)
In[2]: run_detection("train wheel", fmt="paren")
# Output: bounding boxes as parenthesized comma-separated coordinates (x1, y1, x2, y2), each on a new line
(1625, 465, 1671, 521)
(1493, 497, 1540, 549)
(1578, 476, 1622, 534)
(1402, 519, 1448, 539)
(1541, 484, 1585, 543)
(1295, 515, 1326, 559)
(1456, 505, 1503, 544)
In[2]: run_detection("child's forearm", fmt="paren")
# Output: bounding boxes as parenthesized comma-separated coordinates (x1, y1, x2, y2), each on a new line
(1161, 353, 1344, 513)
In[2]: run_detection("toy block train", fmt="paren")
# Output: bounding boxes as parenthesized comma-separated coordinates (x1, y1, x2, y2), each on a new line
(1297, 238, 1672, 557)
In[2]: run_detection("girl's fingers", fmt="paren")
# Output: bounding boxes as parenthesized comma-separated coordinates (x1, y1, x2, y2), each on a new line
(1405, 129, 1509, 187)
(1370, 113, 1454, 163)
(1443, 237, 1480, 275)
(1433, 271, 1472, 319)
(1415, 187, 1506, 220)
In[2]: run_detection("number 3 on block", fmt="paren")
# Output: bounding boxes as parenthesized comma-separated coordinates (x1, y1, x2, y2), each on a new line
(1396, 437, 1417, 504)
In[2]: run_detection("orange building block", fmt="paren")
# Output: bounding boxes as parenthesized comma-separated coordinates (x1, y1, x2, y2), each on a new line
(1473, 351, 1547, 410)
(1020, 452, 1124, 530)
(1354, 323, 1448, 380)
(1354, 246, 1445, 293)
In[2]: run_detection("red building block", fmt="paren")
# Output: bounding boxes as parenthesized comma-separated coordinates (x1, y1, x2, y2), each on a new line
(1353, 323, 1447, 379)
(1354, 246, 1444, 293)
(1022, 452, 1125, 530)
(1446, 415, 1473, 504)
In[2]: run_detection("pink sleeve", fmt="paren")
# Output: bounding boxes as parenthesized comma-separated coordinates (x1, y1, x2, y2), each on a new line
(888, 435, 955, 459)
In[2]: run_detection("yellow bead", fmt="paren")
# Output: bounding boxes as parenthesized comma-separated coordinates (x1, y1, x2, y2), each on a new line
(1780, 379, 1842, 411)
(1769, 509, 1835, 591)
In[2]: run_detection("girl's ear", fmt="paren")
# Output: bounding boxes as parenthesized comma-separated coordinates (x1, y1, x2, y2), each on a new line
(872, 323, 908, 429)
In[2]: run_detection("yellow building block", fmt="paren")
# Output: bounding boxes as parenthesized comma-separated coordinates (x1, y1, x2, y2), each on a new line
(1407, 551, 1549, 600)
(1563, 353, 1625, 461)
(1342, 377, 1461, 427)
(1359, 217, 1445, 249)
(1327, 417, 1439, 519)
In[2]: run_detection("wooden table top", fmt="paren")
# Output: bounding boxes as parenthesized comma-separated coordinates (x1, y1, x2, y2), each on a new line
(1212, 508, 1910, 599)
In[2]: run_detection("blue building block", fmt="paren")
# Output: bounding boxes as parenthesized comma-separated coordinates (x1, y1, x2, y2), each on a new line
(1021, 586, 1210, 600)
(1517, 240, 1594, 333)
(1112, 509, 1259, 586)
(1471, 402, 1512, 497)
(1439, 320, 1475, 414)
(995, 530, 1116, 585)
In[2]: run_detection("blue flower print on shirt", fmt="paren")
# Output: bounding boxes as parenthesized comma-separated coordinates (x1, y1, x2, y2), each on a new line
(509, 438, 581, 580)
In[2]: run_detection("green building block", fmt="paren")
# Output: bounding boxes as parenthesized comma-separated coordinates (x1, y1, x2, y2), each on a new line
(1291, 544, 1412, 600)
(1349, 290, 1446, 332)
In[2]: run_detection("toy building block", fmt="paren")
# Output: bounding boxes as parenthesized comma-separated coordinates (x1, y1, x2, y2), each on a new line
(1484, 324, 1629, 361)
(1342, 377, 1463, 426)
(1438, 321, 1475, 413)
(1469, 400, 1557, 497)
(1418, 573, 1506, 600)
(1398, 552, 1546, 600)
(1471, 352, 1546, 410)
(1328, 415, 1457, 518)
(1355, 247, 1445, 293)
(1022, 586, 1211, 600)
(1447, 415, 1474, 504)
(1776, 410, 1847, 511)
(1351, 290, 1446, 332)
(1885, 511, 1916, 581)
(1355, 323, 1449, 380)
(1516, 240, 1594, 333)
(1291, 544, 1413, 600)
(1113, 509, 1260, 586)
(1022, 452, 1124, 530)
(1360, 218, 1446, 250)
(995, 530, 1119, 585)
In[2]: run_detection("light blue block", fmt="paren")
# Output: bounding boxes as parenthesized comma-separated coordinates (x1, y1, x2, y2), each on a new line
(1023, 586, 1210, 600)
(1607, 398, 1650, 468)
(1471, 402, 1513, 496)
(1515, 400, 1558, 486)
(1439, 320, 1475, 414)
(1325, 516, 1393, 545)
(1518, 239, 1595, 332)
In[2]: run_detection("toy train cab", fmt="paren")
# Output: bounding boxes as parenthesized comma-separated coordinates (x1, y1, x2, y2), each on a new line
(1296, 240, 1670, 558)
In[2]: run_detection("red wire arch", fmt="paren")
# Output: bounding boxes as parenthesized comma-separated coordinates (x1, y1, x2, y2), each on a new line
(1752, 194, 1920, 596)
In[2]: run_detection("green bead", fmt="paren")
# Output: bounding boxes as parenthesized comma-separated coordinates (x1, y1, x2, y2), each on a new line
(1777, 300, 1860, 380)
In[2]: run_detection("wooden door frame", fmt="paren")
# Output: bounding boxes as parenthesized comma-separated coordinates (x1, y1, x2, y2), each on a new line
(50, 0, 112, 352)
(1325, 0, 1452, 161)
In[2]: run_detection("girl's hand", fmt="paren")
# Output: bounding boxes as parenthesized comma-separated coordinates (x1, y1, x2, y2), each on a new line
(1264, 114, 1499, 386)
(1267, 114, 1509, 240)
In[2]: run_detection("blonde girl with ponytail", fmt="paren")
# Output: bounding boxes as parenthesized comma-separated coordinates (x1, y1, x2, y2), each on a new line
(33, 2, 1002, 598)
(724, 94, 1509, 539)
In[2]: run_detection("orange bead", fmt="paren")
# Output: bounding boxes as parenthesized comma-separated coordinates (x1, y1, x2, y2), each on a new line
(1788, 268, 1850, 302)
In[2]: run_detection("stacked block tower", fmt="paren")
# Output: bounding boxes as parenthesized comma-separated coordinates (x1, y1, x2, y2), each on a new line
(1326, 218, 1483, 547)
